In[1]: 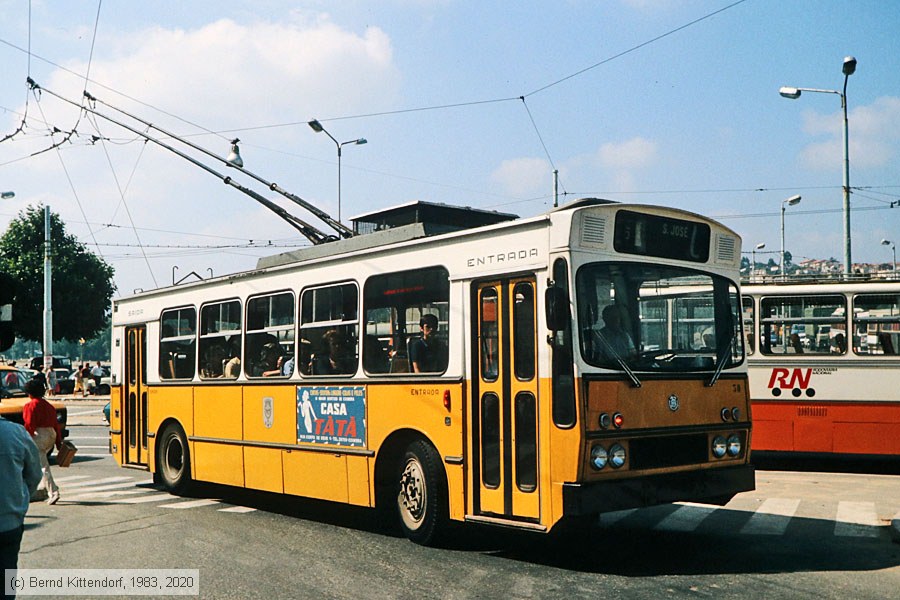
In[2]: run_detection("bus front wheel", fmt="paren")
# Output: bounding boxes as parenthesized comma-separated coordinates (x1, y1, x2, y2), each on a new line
(396, 440, 448, 545)
(157, 423, 192, 495)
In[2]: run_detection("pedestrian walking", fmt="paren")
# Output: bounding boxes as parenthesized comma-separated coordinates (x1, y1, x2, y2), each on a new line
(22, 380, 62, 505)
(90, 361, 103, 394)
(0, 417, 42, 598)
(73, 364, 85, 396)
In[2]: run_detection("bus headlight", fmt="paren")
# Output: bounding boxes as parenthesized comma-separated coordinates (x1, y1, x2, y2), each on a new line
(727, 434, 742, 457)
(609, 444, 626, 468)
(590, 445, 608, 470)
(712, 436, 727, 458)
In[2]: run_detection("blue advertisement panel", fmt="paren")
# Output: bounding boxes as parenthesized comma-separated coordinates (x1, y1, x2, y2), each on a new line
(296, 386, 366, 447)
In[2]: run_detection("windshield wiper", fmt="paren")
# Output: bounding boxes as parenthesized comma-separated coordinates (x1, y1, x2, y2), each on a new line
(594, 331, 641, 388)
(705, 329, 736, 387)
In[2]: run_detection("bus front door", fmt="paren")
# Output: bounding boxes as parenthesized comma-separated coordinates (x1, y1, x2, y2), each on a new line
(473, 277, 540, 521)
(124, 326, 148, 466)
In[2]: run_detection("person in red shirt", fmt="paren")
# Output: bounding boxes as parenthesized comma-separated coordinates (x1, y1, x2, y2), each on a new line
(22, 379, 62, 505)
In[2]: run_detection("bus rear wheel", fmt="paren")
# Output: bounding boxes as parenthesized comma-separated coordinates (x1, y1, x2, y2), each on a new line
(396, 440, 448, 546)
(157, 423, 192, 495)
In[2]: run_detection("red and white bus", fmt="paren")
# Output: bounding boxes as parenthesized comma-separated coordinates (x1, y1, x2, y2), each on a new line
(742, 280, 900, 456)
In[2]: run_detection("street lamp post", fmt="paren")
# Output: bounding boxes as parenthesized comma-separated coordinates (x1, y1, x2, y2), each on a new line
(882, 239, 897, 277)
(307, 119, 367, 224)
(781, 195, 801, 281)
(752, 242, 766, 281)
(780, 56, 856, 276)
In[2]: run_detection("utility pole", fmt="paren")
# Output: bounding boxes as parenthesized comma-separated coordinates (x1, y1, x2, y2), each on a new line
(43, 205, 53, 377)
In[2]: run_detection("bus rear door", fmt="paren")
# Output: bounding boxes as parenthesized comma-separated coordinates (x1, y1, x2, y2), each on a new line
(124, 326, 148, 466)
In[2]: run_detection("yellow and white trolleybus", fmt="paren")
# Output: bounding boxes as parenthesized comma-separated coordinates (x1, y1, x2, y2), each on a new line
(108, 199, 754, 544)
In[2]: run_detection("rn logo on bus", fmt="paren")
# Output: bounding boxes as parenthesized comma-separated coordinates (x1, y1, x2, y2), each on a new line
(767, 368, 815, 398)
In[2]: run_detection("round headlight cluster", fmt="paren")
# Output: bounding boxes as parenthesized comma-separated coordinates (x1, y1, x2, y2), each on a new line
(711, 433, 743, 459)
(727, 434, 742, 457)
(712, 436, 727, 458)
(589, 443, 626, 470)
(590, 445, 608, 470)
(609, 444, 626, 468)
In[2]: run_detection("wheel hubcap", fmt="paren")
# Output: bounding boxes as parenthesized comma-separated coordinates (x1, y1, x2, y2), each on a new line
(165, 436, 184, 478)
(399, 458, 426, 524)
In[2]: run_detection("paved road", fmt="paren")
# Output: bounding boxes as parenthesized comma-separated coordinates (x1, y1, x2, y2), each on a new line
(14, 409, 900, 599)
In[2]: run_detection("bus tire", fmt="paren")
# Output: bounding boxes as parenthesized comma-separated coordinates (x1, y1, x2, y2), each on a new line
(157, 423, 192, 495)
(396, 439, 448, 546)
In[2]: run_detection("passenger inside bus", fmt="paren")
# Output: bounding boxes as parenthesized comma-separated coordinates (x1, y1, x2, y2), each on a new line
(831, 333, 847, 354)
(597, 304, 636, 361)
(310, 329, 355, 375)
(789, 333, 804, 354)
(409, 314, 446, 373)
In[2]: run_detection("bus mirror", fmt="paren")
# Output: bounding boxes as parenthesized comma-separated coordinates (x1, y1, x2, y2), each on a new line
(545, 287, 569, 331)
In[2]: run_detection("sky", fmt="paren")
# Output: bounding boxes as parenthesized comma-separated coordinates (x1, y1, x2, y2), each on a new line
(0, 0, 898, 297)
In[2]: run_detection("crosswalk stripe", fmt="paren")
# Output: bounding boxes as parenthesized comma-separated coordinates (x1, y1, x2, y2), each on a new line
(741, 498, 801, 535)
(109, 493, 174, 504)
(61, 476, 134, 489)
(218, 506, 257, 513)
(62, 481, 152, 493)
(66, 490, 149, 500)
(53, 475, 91, 483)
(835, 502, 880, 537)
(654, 503, 717, 532)
(160, 499, 221, 509)
(598, 509, 636, 527)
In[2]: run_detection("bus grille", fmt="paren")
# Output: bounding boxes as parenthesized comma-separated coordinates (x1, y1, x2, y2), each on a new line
(715, 234, 736, 263)
(581, 216, 608, 247)
(629, 434, 709, 469)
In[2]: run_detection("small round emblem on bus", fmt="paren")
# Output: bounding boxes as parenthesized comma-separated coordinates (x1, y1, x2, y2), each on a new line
(668, 394, 680, 412)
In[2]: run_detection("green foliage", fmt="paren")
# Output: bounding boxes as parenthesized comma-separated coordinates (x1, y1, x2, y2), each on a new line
(0, 206, 115, 343)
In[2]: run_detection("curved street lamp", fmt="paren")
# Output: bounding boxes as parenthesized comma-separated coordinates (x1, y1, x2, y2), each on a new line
(781, 195, 801, 280)
(308, 119, 367, 224)
(780, 56, 856, 276)
(752, 242, 766, 281)
(882, 239, 896, 277)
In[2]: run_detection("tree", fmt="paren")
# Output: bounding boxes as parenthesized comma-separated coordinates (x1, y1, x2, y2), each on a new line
(0, 205, 115, 343)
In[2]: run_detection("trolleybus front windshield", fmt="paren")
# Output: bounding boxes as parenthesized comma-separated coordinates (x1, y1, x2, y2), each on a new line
(576, 263, 743, 372)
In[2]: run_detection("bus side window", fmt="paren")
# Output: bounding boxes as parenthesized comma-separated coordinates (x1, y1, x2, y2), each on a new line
(246, 292, 295, 378)
(159, 307, 196, 380)
(364, 267, 449, 375)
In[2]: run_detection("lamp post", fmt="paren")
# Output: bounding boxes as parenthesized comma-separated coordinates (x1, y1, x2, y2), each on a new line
(882, 239, 897, 277)
(307, 119, 367, 224)
(780, 56, 856, 276)
(752, 243, 766, 281)
(780, 195, 801, 281)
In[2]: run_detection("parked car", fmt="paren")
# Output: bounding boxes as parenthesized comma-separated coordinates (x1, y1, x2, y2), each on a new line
(0, 365, 69, 438)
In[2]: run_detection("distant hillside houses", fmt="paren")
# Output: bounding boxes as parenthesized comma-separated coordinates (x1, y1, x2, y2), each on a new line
(744, 257, 897, 282)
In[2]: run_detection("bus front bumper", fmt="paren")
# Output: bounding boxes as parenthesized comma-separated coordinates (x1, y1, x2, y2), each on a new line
(562, 464, 755, 516)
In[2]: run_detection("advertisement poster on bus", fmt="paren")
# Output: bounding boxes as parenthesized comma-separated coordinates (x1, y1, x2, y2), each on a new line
(296, 386, 366, 447)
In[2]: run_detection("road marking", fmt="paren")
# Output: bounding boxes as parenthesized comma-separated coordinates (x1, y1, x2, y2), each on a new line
(66, 490, 149, 500)
(740, 498, 800, 535)
(68, 445, 108, 449)
(218, 506, 257, 513)
(160, 499, 221, 509)
(109, 493, 175, 504)
(68, 436, 109, 440)
(598, 509, 636, 526)
(60, 480, 153, 493)
(835, 501, 880, 537)
(654, 503, 717, 532)
(53, 475, 91, 483)
(60, 476, 134, 489)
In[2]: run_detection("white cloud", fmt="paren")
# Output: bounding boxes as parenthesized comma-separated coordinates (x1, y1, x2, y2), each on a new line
(800, 96, 900, 170)
(596, 136, 658, 169)
(490, 157, 553, 196)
